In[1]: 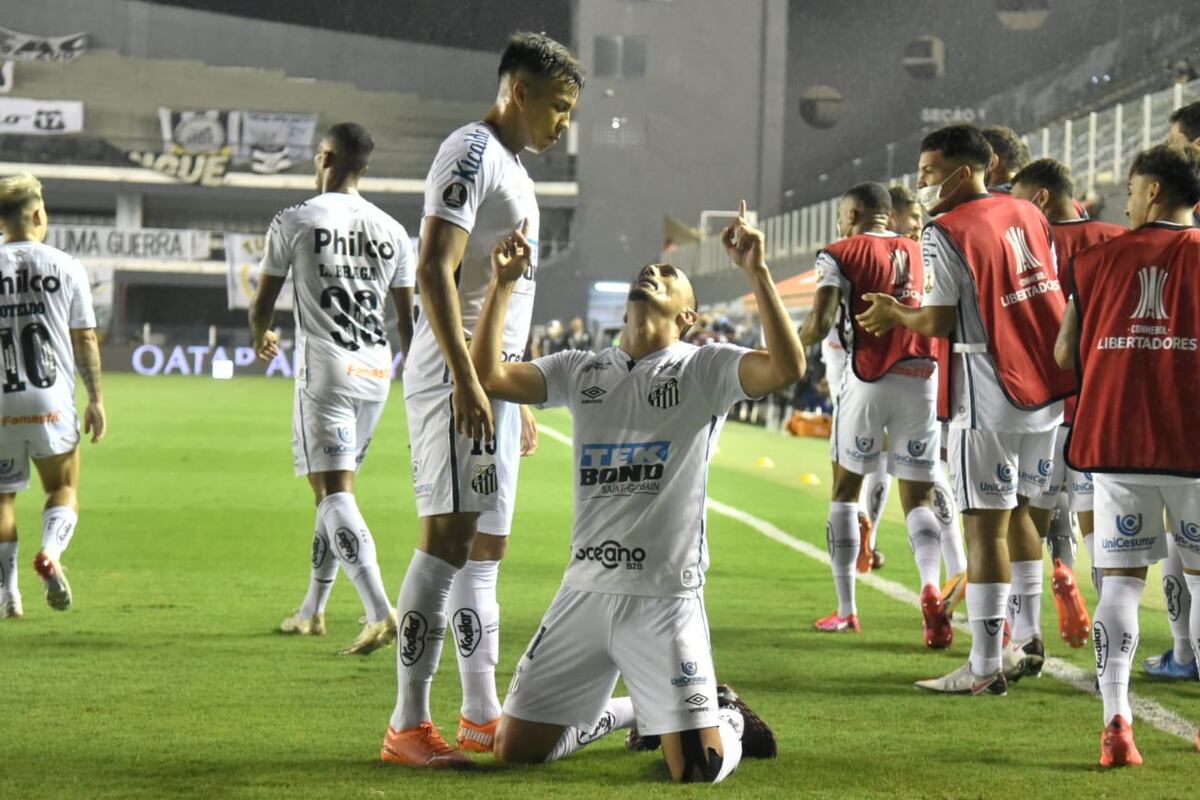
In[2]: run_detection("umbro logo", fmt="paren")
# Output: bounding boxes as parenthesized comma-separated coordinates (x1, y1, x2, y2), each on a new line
(581, 385, 606, 404)
(684, 693, 708, 707)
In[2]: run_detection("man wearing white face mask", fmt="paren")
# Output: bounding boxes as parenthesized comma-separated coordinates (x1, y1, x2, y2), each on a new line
(859, 125, 1075, 695)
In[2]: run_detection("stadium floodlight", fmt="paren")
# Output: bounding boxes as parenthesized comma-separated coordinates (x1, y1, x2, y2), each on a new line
(593, 281, 630, 294)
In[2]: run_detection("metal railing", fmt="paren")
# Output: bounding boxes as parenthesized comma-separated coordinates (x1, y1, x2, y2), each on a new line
(678, 78, 1200, 278)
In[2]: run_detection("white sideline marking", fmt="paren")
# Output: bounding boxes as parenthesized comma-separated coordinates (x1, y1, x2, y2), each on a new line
(538, 423, 1199, 744)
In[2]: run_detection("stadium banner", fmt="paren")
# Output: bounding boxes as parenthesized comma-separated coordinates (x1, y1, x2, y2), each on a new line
(225, 232, 293, 311)
(102, 341, 403, 379)
(42, 225, 212, 261)
(0, 96, 83, 134)
(237, 111, 318, 174)
(0, 61, 13, 94)
(0, 25, 88, 61)
(159, 107, 238, 155)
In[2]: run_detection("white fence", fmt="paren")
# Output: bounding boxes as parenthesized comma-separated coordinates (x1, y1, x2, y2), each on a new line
(676, 78, 1200, 278)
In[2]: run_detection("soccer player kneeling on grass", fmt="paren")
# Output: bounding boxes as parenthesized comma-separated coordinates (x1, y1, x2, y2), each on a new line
(466, 203, 797, 781)
(1055, 143, 1200, 765)
(250, 123, 416, 655)
(0, 173, 105, 617)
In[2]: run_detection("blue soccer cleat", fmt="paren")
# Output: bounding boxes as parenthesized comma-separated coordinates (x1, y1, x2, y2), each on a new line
(1142, 649, 1199, 680)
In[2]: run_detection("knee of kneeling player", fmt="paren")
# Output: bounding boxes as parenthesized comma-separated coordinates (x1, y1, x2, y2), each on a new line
(492, 730, 547, 765)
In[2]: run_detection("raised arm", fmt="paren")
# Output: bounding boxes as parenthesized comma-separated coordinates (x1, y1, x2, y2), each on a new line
(470, 221, 548, 405)
(720, 200, 807, 397)
(249, 273, 286, 360)
(1054, 297, 1079, 370)
(69, 328, 106, 443)
(419, 216, 494, 440)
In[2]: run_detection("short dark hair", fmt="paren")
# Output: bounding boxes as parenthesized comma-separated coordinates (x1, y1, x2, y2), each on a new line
(1130, 144, 1200, 207)
(843, 182, 892, 215)
(499, 32, 584, 90)
(1169, 101, 1200, 143)
(888, 185, 918, 210)
(981, 125, 1031, 174)
(1012, 158, 1074, 198)
(920, 125, 993, 170)
(325, 122, 374, 175)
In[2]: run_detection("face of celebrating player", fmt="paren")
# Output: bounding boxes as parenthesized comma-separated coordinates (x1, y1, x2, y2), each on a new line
(1009, 181, 1050, 215)
(516, 75, 578, 153)
(627, 263, 698, 333)
(890, 202, 923, 240)
(916, 151, 970, 216)
(1124, 173, 1161, 228)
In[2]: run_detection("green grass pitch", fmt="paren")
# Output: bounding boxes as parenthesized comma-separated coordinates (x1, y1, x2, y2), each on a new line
(2, 374, 1196, 798)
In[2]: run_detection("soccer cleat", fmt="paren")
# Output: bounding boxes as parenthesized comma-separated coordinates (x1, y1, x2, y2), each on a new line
(1099, 716, 1143, 768)
(940, 571, 968, 619)
(456, 715, 499, 753)
(1142, 649, 1199, 681)
(625, 723, 661, 753)
(716, 684, 777, 759)
(920, 583, 954, 649)
(1051, 559, 1091, 648)
(1002, 637, 1045, 682)
(381, 722, 473, 769)
(1, 591, 23, 619)
(337, 609, 398, 655)
(915, 661, 1007, 696)
(856, 513, 874, 573)
(813, 611, 860, 633)
(32, 553, 71, 611)
(279, 609, 326, 636)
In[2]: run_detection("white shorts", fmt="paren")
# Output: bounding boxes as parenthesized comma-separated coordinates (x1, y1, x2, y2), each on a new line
(1093, 473, 1200, 570)
(503, 585, 720, 737)
(0, 409, 80, 492)
(292, 387, 384, 477)
(831, 367, 939, 482)
(406, 385, 520, 535)
(1030, 426, 1094, 512)
(946, 427, 1057, 511)
(822, 340, 846, 408)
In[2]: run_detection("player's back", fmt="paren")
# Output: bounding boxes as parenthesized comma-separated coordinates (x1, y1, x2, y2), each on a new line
(0, 240, 93, 417)
(262, 192, 413, 401)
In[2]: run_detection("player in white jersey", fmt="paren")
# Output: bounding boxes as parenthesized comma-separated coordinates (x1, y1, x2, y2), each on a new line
(250, 123, 414, 656)
(0, 173, 105, 616)
(460, 202, 800, 782)
(382, 34, 583, 768)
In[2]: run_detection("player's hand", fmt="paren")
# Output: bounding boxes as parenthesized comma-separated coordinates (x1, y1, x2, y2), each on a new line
(491, 218, 534, 284)
(83, 401, 106, 443)
(255, 330, 280, 361)
(720, 200, 766, 273)
(856, 292, 901, 336)
(519, 404, 539, 457)
(454, 376, 495, 442)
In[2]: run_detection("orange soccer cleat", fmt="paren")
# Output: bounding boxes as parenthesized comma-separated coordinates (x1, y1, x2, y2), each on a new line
(381, 722, 473, 769)
(940, 571, 968, 619)
(856, 514, 874, 574)
(814, 611, 861, 633)
(920, 583, 954, 649)
(1052, 558, 1091, 648)
(1099, 716, 1143, 768)
(456, 715, 499, 753)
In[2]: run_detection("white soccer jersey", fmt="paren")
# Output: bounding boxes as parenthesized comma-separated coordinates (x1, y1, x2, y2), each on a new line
(406, 121, 540, 394)
(260, 192, 414, 401)
(0, 241, 94, 418)
(921, 224, 1062, 433)
(534, 341, 753, 598)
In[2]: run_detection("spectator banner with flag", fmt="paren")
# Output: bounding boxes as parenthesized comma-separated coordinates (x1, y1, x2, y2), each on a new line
(0, 97, 83, 134)
(0, 25, 88, 61)
(159, 108, 238, 155)
(225, 233, 293, 311)
(237, 111, 318, 174)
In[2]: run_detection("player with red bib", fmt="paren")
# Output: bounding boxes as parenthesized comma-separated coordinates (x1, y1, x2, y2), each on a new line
(1056, 144, 1200, 766)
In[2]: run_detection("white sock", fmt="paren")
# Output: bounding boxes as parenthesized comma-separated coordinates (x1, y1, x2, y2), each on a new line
(1083, 533, 1102, 596)
(933, 469, 968, 576)
(1161, 545, 1194, 665)
(390, 549, 458, 731)
(711, 708, 745, 783)
(828, 501, 859, 617)
(861, 457, 890, 538)
(298, 516, 338, 618)
(1185, 573, 1200, 669)
(0, 540, 16, 596)
(1009, 560, 1044, 641)
(545, 697, 635, 762)
(906, 506, 942, 588)
(449, 559, 502, 724)
(967, 582, 1010, 675)
(1094, 576, 1145, 725)
(40, 506, 77, 562)
(318, 493, 391, 623)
